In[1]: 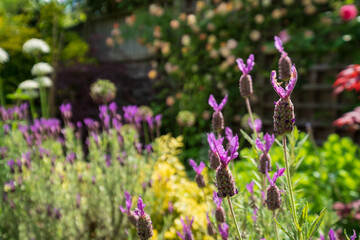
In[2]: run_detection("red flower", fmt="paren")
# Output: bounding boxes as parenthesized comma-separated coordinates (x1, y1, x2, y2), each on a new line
(340, 4, 358, 21)
(333, 106, 360, 131)
(333, 65, 360, 94)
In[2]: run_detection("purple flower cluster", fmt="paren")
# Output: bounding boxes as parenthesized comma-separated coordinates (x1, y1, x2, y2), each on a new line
(0, 103, 28, 121)
(177, 216, 194, 240)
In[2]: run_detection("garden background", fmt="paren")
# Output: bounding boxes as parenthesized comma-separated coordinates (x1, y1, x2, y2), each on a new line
(1, 0, 360, 239)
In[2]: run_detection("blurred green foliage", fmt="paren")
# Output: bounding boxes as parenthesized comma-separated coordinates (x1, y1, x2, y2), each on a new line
(235, 132, 360, 233)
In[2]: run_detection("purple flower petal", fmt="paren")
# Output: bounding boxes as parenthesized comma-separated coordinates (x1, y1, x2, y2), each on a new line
(249, 118, 262, 133)
(329, 229, 336, 240)
(284, 64, 298, 98)
(274, 36, 286, 55)
(218, 94, 228, 111)
(119, 206, 127, 213)
(246, 181, 254, 194)
(228, 134, 239, 160)
(124, 191, 132, 212)
(218, 223, 229, 240)
(208, 94, 218, 111)
(189, 159, 198, 172)
(264, 133, 275, 153)
(255, 138, 265, 152)
(225, 127, 233, 143)
(136, 195, 145, 217)
(351, 230, 356, 240)
(236, 54, 255, 75)
(213, 191, 222, 208)
(270, 70, 286, 98)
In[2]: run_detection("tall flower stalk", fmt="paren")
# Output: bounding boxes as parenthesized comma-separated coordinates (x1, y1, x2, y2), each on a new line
(236, 54, 258, 139)
(271, 36, 299, 233)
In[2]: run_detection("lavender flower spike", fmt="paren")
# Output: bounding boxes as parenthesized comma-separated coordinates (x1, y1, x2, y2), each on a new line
(218, 223, 229, 240)
(236, 54, 255, 97)
(350, 230, 357, 240)
(266, 164, 285, 211)
(135, 196, 153, 240)
(213, 191, 226, 223)
(208, 94, 227, 131)
(213, 134, 239, 197)
(189, 159, 206, 188)
(256, 133, 275, 174)
(177, 216, 194, 240)
(207, 132, 222, 170)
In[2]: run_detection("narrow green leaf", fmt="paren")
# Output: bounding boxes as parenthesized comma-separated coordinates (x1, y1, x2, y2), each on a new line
(298, 202, 308, 227)
(240, 129, 254, 145)
(307, 208, 327, 239)
(274, 218, 295, 240)
(297, 134, 309, 149)
(293, 126, 299, 141)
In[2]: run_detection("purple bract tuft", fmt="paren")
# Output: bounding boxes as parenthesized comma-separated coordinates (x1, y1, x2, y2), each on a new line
(271, 65, 297, 99)
(256, 133, 275, 153)
(236, 54, 255, 76)
(218, 223, 229, 240)
(189, 159, 205, 175)
(208, 94, 228, 112)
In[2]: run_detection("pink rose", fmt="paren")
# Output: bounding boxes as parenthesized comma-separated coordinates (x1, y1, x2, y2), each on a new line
(340, 4, 358, 21)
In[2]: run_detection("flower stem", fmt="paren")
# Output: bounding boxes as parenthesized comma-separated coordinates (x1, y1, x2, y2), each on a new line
(273, 210, 279, 240)
(0, 77, 5, 106)
(282, 136, 298, 226)
(245, 97, 258, 139)
(227, 196, 242, 240)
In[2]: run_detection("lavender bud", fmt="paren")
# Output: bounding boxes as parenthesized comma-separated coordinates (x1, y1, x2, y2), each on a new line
(273, 98, 295, 135)
(215, 206, 226, 223)
(137, 213, 153, 240)
(266, 185, 281, 210)
(259, 153, 271, 174)
(207, 221, 216, 236)
(195, 174, 206, 188)
(239, 74, 253, 98)
(278, 55, 292, 82)
(212, 111, 224, 131)
(128, 210, 139, 226)
(208, 150, 220, 170)
(216, 166, 238, 198)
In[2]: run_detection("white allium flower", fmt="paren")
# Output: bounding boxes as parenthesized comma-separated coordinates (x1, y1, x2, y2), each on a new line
(31, 62, 53, 76)
(18, 80, 39, 90)
(35, 76, 52, 88)
(23, 38, 50, 55)
(0, 47, 9, 64)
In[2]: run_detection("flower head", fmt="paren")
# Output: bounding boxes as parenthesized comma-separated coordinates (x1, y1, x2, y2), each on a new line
(270, 65, 297, 99)
(189, 159, 205, 175)
(155, 114, 162, 127)
(23, 38, 50, 54)
(207, 132, 224, 153)
(256, 133, 275, 153)
(0, 47, 9, 64)
(177, 216, 194, 240)
(208, 94, 227, 112)
(236, 54, 255, 76)
(31, 62, 53, 76)
(218, 223, 229, 240)
(266, 163, 285, 186)
(329, 229, 336, 240)
(135, 195, 146, 217)
(340, 4, 358, 21)
(123, 105, 139, 122)
(18, 80, 39, 90)
(333, 65, 360, 94)
(213, 134, 239, 167)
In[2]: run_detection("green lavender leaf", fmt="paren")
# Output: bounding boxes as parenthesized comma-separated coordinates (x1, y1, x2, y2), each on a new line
(307, 208, 327, 239)
(298, 201, 308, 228)
(240, 129, 254, 145)
(274, 218, 295, 240)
